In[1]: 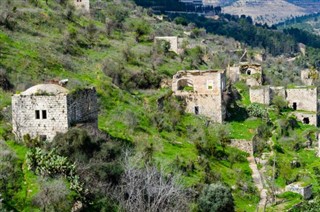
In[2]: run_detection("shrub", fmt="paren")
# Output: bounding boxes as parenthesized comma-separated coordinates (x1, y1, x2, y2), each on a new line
(246, 103, 268, 119)
(198, 183, 235, 212)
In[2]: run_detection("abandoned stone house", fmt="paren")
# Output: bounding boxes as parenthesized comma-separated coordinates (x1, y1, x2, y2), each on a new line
(250, 85, 319, 126)
(154, 36, 184, 54)
(301, 69, 319, 86)
(227, 63, 263, 87)
(172, 70, 226, 123)
(12, 84, 98, 142)
(73, 0, 90, 12)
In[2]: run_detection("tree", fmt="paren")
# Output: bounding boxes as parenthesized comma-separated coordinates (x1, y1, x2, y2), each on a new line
(198, 183, 235, 212)
(272, 95, 287, 114)
(32, 177, 72, 211)
(109, 152, 192, 212)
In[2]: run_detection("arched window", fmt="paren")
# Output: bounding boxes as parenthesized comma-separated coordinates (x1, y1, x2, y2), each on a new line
(177, 79, 194, 91)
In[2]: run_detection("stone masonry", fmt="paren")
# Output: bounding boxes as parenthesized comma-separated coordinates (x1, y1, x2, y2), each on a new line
(172, 70, 226, 123)
(154, 36, 179, 54)
(12, 84, 98, 141)
(250, 86, 318, 126)
(285, 182, 312, 199)
(227, 63, 262, 87)
(73, 0, 90, 12)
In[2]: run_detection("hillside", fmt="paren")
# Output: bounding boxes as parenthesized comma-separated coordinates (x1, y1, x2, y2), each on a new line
(1, 0, 320, 211)
(222, 0, 306, 25)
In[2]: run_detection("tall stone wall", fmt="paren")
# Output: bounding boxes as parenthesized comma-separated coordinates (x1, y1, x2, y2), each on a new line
(67, 87, 98, 127)
(172, 70, 226, 123)
(250, 86, 270, 105)
(286, 87, 318, 112)
(12, 94, 69, 141)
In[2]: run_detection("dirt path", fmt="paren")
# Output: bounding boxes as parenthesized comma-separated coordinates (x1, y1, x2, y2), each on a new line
(247, 156, 267, 212)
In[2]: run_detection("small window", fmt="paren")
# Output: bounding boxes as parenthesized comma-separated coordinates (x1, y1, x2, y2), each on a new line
(195, 106, 199, 115)
(42, 110, 47, 119)
(35, 110, 40, 119)
(247, 70, 251, 75)
(293, 102, 297, 110)
(207, 80, 214, 90)
(303, 117, 310, 124)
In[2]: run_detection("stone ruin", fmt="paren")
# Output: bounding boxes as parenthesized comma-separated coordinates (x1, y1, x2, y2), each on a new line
(73, 0, 90, 12)
(154, 36, 184, 54)
(250, 85, 318, 126)
(12, 84, 98, 142)
(285, 182, 312, 199)
(301, 69, 319, 86)
(227, 63, 263, 87)
(172, 70, 226, 123)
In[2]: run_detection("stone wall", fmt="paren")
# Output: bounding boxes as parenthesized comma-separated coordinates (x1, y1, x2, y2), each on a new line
(67, 87, 98, 127)
(285, 183, 312, 199)
(155, 36, 179, 54)
(250, 86, 270, 105)
(73, 0, 90, 12)
(292, 111, 318, 126)
(229, 139, 254, 154)
(270, 86, 286, 99)
(301, 69, 314, 86)
(172, 70, 226, 123)
(286, 87, 318, 112)
(12, 94, 69, 141)
(227, 66, 240, 83)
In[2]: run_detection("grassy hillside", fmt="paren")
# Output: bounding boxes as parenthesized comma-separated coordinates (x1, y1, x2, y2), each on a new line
(0, 0, 260, 211)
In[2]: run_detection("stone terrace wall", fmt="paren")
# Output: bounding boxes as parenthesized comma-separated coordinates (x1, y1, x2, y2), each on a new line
(230, 139, 254, 154)
(73, 0, 90, 12)
(155, 36, 179, 54)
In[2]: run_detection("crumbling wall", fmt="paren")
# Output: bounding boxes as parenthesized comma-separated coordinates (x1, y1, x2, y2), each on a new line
(285, 183, 312, 199)
(250, 86, 270, 105)
(291, 111, 318, 126)
(67, 87, 98, 127)
(270, 86, 286, 100)
(227, 66, 240, 83)
(12, 94, 69, 141)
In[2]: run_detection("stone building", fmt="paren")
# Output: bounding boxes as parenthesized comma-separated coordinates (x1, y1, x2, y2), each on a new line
(172, 70, 226, 123)
(227, 63, 262, 87)
(12, 84, 98, 141)
(285, 182, 312, 199)
(73, 0, 90, 12)
(250, 86, 318, 126)
(154, 36, 182, 54)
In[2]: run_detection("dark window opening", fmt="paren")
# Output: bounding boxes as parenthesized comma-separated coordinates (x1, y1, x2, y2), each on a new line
(35, 110, 40, 119)
(39, 135, 47, 141)
(42, 110, 47, 119)
(195, 106, 199, 115)
(247, 70, 251, 75)
(303, 117, 310, 124)
(293, 102, 297, 110)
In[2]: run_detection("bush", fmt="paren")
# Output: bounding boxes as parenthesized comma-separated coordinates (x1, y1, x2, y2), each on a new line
(246, 103, 268, 119)
(198, 183, 235, 212)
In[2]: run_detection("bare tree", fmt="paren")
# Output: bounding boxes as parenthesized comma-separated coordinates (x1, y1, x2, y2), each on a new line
(110, 152, 193, 212)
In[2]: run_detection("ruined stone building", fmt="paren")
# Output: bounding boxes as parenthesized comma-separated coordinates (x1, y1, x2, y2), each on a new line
(12, 84, 98, 141)
(73, 0, 90, 12)
(250, 85, 318, 126)
(301, 69, 319, 86)
(172, 70, 226, 123)
(227, 63, 262, 87)
(154, 36, 185, 54)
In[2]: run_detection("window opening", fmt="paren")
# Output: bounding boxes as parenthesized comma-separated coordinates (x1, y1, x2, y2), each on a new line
(40, 135, 47, 141)
(42, 110, 47, 119)
(293, 102, 297, 110)
(247, 70, 251, 75)
(195, 106, 199, 115)
(35, 110, 40, 119)
(207, 80, 214, 90)
(303, 117, 310, 124)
